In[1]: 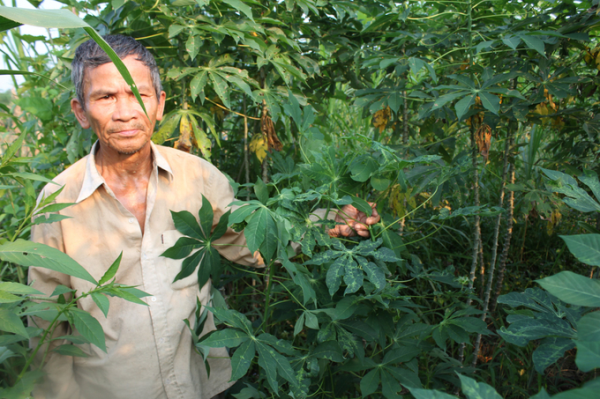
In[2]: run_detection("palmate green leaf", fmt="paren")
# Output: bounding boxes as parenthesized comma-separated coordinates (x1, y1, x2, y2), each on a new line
(198, 246, 221, 287)
(383, 346, 421, 365)
(212, 210, 230, 241)
(259, 342, 297, 387)
(244, 207, 269, 254)
(0, 240, 96, 284)
(387, 365, 422, 389)
(455, 94, 475, 120)
(305, 311, 319, 329)
(294, 313, 305, 337)
(190, 115, 212, 160)
(363, 261, 386, 290)
(256, 341, 279, 393)
(254, 177, 269, 205)
(579, 171, 600, 203)
(201, 328, 249, 348)
(349, 155, 378, 183)
(162, 237, 203, 259)
(578, 312, 600, 341)
(173, 249, 203, 282)
(209, 72, 230, 110)
(498, 317, 574, 346)
(458, 374, 502, 399)
(449, 317, 489, 334)
(326, 256, 347, 296)
(532, 337, 575, 374)
(221, 0, 253, 20)
(198, 195, 214, 240)
(257, 333, 298, 356)
(351, 196, 373, 217)
(479, 91, 500, 115)
(228, 203, 260, 225)
(576, 341, 600, 372)
(171, 210, 204, 240)
(520, 34, 546, 57)
(71, 308, 106, 352)
(343, 261, 363, 295)
(360, 368, 380, 397)
(560, 235, 600, 267)
(536, 271, 600, 307)
(186, 35, 202, 61)
(407, 387, 457, 399)
(431, 92, 467, 111)
(259, 215, 278, 263)
(372, 247, 402, 263)
(309, 340, 345, 362)
(231, 339, 255, 381)
(381, 369, 402, 398)
(190, 70, 208, 102)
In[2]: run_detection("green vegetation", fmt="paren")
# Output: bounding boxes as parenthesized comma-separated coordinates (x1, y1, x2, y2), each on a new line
(1, 0, 600, 398)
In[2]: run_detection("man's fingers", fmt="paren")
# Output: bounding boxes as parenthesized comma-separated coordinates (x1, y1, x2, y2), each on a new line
(366, 207, 380, 225)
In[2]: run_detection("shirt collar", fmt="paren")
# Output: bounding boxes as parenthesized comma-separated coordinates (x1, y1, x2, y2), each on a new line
(76, 141, 174, 204)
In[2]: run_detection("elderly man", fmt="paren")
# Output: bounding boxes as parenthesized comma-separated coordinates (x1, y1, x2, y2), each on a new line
(29, 35, 379, 399)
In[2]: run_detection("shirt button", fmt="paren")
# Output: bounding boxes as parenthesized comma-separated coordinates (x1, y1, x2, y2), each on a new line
(128, 217, 135, 224)
(165, 378, 170, 385)
(151, 297, 157, 302)
(142, 253, 148, 260)
(159, 338, 165, 344)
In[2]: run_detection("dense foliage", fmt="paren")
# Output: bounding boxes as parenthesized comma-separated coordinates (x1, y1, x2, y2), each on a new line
(1, 0, 600, 398)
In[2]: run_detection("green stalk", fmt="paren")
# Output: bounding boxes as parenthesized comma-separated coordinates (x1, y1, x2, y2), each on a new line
(259, 260, 277, 333)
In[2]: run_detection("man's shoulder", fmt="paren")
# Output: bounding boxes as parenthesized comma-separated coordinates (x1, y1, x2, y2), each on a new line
(39, 156, 88, 202)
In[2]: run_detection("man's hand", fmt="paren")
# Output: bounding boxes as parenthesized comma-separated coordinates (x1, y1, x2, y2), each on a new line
(328, 202, 380, 238)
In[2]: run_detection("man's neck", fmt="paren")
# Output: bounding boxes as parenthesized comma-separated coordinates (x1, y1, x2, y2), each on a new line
(94, 142, 153, 182)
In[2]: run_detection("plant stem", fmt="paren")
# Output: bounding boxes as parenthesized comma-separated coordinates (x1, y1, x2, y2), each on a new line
(490, 129, 516, 313)
(471, 123, 512, 368)
(260, 260, 277, 333)
(243, 96, 250, 201)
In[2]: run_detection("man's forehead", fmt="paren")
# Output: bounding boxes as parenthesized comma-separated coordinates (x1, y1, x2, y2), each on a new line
(83, 57, 153, 91)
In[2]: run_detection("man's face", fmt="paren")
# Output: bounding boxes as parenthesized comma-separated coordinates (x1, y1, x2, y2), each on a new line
(71, 55, 166, 156)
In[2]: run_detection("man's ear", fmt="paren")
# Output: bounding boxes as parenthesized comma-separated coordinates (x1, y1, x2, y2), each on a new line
(156, 91, 167, 121)
(71, 98, 90, 129)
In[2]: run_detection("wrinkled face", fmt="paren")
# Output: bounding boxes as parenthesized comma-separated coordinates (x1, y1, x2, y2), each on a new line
(71, 55, 166, 156)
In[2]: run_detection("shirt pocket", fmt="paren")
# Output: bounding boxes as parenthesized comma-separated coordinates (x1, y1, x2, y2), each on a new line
(161, 229, 199, 290)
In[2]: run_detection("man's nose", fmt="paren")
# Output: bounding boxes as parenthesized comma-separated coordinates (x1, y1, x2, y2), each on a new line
(112, 96, 138, 121)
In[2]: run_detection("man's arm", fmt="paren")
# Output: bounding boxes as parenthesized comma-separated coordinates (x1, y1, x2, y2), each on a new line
(29, 218, 81, 399)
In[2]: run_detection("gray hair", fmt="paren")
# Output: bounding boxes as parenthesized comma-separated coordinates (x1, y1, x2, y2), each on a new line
(72, 34, 162, 108)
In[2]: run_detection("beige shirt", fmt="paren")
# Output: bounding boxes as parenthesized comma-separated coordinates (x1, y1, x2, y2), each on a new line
(29, 142, 259, 399)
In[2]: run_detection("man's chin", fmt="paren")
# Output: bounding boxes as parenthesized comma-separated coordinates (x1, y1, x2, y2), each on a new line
(107, 139, 149, 156)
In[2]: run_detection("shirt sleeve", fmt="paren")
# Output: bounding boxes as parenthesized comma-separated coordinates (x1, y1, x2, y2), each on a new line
(29, 215, 82, 399)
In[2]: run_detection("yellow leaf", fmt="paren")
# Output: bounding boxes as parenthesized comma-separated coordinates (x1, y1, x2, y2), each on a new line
(249, 134, 268, 163)
(373, 106, 391, 133)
